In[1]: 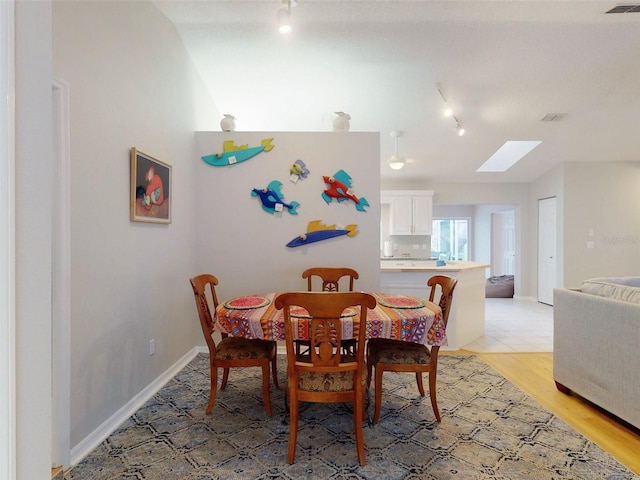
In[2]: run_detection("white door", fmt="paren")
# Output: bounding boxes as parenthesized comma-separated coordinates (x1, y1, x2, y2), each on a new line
(501, 211, 515, 275)
(491, 210, 515, 276)
(538, 197, 557, 305)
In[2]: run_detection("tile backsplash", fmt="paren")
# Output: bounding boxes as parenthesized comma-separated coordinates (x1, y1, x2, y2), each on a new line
(380, 235, 431, 258)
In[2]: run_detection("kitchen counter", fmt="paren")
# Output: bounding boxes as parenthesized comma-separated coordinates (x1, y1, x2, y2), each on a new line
(380, 260, 490, 349)
(381, 259, 490, 272)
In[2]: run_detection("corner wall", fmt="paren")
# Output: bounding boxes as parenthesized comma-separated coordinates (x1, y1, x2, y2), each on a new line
(15, 2, 53, 479)
(562, 161, 640, 286)
(53, 0, 218, 449)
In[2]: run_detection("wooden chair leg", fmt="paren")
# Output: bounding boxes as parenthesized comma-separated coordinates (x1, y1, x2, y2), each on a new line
(271, 353, 279, 388)
(428, 370, 441, 422)
(287, 388, 299, 464)
(221, 367, 230, 389)
(354, 385, 366, 465)
(261, 363, 272, 417)
(206, 363, 217, 415)
(372, 366, 384, 424)
(366, 357, 373, 388)
(416, 371, 426, 397)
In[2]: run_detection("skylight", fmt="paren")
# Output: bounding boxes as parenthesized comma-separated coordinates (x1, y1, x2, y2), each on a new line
(476, 141, 542, 172)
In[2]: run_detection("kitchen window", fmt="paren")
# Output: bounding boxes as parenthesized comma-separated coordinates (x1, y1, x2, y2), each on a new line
(431, 219, 469, 261)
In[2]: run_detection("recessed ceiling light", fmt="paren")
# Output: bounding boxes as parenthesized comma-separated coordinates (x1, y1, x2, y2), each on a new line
(476, 141, 542, 172)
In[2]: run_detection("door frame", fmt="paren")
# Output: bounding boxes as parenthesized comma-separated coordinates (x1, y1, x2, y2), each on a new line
(1, 1, 16, 477)
(52, 79, 71, 469)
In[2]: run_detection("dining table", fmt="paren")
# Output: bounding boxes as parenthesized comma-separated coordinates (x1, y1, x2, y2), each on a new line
(214, 292, 447, 347)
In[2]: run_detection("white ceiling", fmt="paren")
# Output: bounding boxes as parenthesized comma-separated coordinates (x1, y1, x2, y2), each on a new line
(153, 0, 640, 184)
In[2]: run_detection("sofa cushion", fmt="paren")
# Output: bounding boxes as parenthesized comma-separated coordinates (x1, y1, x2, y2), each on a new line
(584, 276, 640, 287)
(581, 277, 640, 304)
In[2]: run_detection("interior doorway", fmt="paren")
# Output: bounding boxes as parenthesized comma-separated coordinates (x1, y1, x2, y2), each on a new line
(491, 210, 515, 276)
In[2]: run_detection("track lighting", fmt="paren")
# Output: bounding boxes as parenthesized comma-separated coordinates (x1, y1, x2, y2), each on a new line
(436, 82, 466, 136)
(278, 0, 293, 34)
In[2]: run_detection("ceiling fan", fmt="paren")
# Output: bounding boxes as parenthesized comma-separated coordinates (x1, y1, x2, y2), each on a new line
(387, 130, 415, 170)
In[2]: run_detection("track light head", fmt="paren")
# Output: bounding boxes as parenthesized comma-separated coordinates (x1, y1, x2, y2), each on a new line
(277, 0, 294, 34)
(278, 8, 292, 33)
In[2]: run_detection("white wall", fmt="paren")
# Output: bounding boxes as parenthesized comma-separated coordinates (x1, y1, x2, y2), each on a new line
(194, 131, 381, 300)
(14, 2, 53, 479)
(53, 0, 218, 450)
(562, 161, 640, 287)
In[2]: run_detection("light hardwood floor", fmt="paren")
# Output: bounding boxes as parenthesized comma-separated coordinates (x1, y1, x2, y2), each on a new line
(447, 351, 640, 476)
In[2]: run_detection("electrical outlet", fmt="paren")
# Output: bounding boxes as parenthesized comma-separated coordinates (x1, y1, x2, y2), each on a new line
(149, 339, 155, 356)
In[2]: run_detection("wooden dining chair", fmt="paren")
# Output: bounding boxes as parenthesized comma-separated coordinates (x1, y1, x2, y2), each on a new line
(189, 274, 278, 416)
(298, 267, 360, 355)
(274, 291, 377, 466)
(366, 275, 458, 424)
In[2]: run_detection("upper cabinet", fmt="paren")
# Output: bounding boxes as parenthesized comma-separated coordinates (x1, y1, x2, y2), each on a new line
(382, 190, 433, 235)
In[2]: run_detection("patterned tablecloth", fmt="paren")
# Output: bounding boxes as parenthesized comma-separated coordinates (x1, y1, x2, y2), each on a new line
(215, 292, 446, 347)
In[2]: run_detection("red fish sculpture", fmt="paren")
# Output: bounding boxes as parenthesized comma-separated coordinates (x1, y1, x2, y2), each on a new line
(321, 169, 369, 212)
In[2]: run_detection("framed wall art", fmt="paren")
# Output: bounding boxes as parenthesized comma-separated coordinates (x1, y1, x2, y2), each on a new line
(130, 148, 172, 224)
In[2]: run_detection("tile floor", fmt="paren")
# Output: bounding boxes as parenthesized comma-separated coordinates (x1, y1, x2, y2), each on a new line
(462, 297, 554, 353)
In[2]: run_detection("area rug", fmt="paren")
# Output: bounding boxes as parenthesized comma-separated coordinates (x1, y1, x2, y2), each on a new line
(65, 354, 638, 480)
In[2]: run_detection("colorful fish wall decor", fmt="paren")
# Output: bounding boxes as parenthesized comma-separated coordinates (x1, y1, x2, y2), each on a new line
(252, 180, 300, 215)
(286, 220, 358, 248)
(321, 169, 370, 212)
(289, 159, 310, 183)
(202, 138, 274, 167)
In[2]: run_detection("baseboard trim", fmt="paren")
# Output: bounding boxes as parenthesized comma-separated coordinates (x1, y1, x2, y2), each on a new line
(513, 295, 540, 303)
(69, 346, 207, 467)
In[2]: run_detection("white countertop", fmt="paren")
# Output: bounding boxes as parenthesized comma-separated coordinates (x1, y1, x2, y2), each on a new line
(380, 259, 490, 272)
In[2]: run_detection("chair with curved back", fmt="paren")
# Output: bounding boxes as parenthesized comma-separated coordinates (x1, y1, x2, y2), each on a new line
(366, 275, 458, 424)
(189, 274, 278, 416)
(299, 267, 360, 355)
(275, 291, 377, 465)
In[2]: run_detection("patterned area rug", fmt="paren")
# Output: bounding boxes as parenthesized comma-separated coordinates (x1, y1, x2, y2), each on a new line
(66, 354, 638, 480)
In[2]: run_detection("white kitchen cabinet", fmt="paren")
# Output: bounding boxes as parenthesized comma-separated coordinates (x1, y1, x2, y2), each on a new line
(383, 190, 433, 235)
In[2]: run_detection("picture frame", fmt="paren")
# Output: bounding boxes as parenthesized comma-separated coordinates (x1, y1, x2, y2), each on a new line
(130, 148, 172, 224)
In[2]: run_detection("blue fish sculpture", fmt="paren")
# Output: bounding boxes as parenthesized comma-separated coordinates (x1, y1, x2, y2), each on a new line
(286, 220, 358, 248)
(252, 180, 300, 215)
(202, 138, 273, 167)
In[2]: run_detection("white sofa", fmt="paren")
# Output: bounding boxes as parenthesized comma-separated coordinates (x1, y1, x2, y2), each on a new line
(553, 276, 640, 429)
